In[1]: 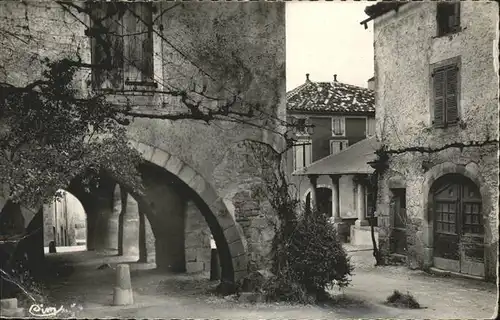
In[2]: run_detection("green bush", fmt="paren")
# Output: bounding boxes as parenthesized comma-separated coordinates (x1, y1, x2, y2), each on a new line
(263, 209, 353, 303)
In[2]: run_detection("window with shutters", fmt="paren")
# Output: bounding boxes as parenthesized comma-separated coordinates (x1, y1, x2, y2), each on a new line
(330, 139, 348, 155)
(89, 2, 126, 90)
(124, 2, 155, 85)
(436, 2, 461, 37)
(293, 138, 312, 171)
(431, 59, 460, 128)
(89, 2, 155, 90)
(331, 116, 345, 136)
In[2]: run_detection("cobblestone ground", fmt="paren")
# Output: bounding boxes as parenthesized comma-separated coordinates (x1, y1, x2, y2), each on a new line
(24, 246, 498, 319)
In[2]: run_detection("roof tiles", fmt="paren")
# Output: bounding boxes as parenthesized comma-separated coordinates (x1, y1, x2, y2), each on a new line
(287, 81, 375, 114)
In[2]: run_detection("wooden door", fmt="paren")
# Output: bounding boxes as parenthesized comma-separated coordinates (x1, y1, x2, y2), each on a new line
(432, 175, 484, 277)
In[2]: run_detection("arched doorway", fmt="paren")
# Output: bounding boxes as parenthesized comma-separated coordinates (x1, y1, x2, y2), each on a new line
(430, 174, 484, 277)
(305, 187, 332, 216)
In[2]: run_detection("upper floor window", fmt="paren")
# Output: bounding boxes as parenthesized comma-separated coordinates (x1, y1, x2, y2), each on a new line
(330, 139, 348, 155)
(89, 2, 154, 90)
(331, 116, 345, 136)
(437, 2, 460, 37)
(432, 61, 459, 127)
(293, 138, 312, 171)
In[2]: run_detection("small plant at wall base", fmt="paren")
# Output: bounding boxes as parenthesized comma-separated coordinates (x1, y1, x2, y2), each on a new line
(246, 141, 353, 304)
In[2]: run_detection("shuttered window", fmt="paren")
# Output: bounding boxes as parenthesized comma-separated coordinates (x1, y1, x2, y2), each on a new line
(89, 3, 154, 89)
(330, 140, 348, 155)
(433, 64, 459, 127)
(294, 139, 312, 170)
(124, 3, 154, 84)
(331, 117, 345, 136)
(90, 2, 125, 90)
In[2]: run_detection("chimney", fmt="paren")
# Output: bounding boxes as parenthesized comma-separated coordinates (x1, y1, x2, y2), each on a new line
(306, 73, 310, 82)
(367, 76, 375, 90)
(333, 74, 337, 82)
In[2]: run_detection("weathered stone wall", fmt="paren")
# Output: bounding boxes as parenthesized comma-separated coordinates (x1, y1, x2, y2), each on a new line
(373, 2, 499, 279)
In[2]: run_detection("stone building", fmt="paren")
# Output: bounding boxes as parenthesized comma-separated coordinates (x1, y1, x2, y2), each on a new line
(0, 1, 285, 284)
(363, 1, 498, 281)
(286, 74, 376, 241)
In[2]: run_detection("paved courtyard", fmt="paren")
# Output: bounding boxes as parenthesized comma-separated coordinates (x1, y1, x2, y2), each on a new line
(20, 246, 498, 319)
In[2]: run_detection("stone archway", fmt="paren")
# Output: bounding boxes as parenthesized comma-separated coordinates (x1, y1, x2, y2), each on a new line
(0, 140, 249, 284)
(303, 185, 333, 216)
(130, 140, 248, 283)
(422, 162, 492, 278)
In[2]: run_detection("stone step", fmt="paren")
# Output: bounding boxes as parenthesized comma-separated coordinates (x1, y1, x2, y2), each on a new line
(0, 307, 25, 318)
(0, 298, 18, 309)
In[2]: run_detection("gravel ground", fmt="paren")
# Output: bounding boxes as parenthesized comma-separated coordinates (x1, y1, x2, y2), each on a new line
(26, 247, 498, 319)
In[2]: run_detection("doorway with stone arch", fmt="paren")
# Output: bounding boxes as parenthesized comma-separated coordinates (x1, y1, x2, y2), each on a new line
(429, 173, 485, 277)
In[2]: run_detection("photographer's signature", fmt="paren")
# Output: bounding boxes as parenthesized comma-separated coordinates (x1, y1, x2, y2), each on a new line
(28, 304, 67, 317)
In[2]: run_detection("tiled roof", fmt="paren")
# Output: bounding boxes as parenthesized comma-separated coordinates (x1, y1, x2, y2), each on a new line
(364, 1, 408, 19)
(293, 136, 381, 176)
(287, 80, 375, 114)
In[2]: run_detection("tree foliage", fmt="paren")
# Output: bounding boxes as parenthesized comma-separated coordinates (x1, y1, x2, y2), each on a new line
(0, 58, 143, 208)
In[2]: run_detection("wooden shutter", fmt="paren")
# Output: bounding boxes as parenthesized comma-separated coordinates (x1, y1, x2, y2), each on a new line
(141, 3, 154, 82)
(125, 3, 140, 83)
(330, 140, 341, 155)
(433, 69, 445, 126)
(125, 3, 153, 83)
(332, 117, 344, 136)
(90, 3, 124, 89)
(445, 66, 459, 124)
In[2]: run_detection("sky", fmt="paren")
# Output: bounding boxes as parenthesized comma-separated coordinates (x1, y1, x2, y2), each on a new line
(286, 1, 374, 91)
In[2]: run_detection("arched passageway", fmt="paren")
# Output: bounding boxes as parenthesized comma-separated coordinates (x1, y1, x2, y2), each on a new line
(429, 173, 485, 277)
(42, 190, 87, 253)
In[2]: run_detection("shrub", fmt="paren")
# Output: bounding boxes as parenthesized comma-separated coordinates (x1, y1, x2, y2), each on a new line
(385, 290, 421, 309)
(263, 209, 353, 303)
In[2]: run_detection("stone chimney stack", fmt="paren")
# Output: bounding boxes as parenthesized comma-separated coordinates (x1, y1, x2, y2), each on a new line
(367, 77, 375, 90)
(333, 74, 337, 82)
(306, 73, 310, 82)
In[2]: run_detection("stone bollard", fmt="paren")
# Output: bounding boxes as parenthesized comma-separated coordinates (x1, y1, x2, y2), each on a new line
(112, 264, 134, 306)
(0, 298, 25, 317)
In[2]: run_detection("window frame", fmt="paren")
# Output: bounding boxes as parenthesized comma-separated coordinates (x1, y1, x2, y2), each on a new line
(293, 137, 312, 171)
(329, 139, 349, 156)
(430, 56, 461, 128)
(436, 2, 461, 37)
(89, 2, 157, 91)
(331, 116, 346, 137)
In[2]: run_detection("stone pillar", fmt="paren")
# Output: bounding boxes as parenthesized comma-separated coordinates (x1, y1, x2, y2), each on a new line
(138, 210, 155, 263)
(118, 192, 140, 258)
(308, 175, 318, 211)
(355, 177, 368, 227)
(103, 185, 121, 250)
(184, 201, 211, 273)
(329, 175, 341, 222)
